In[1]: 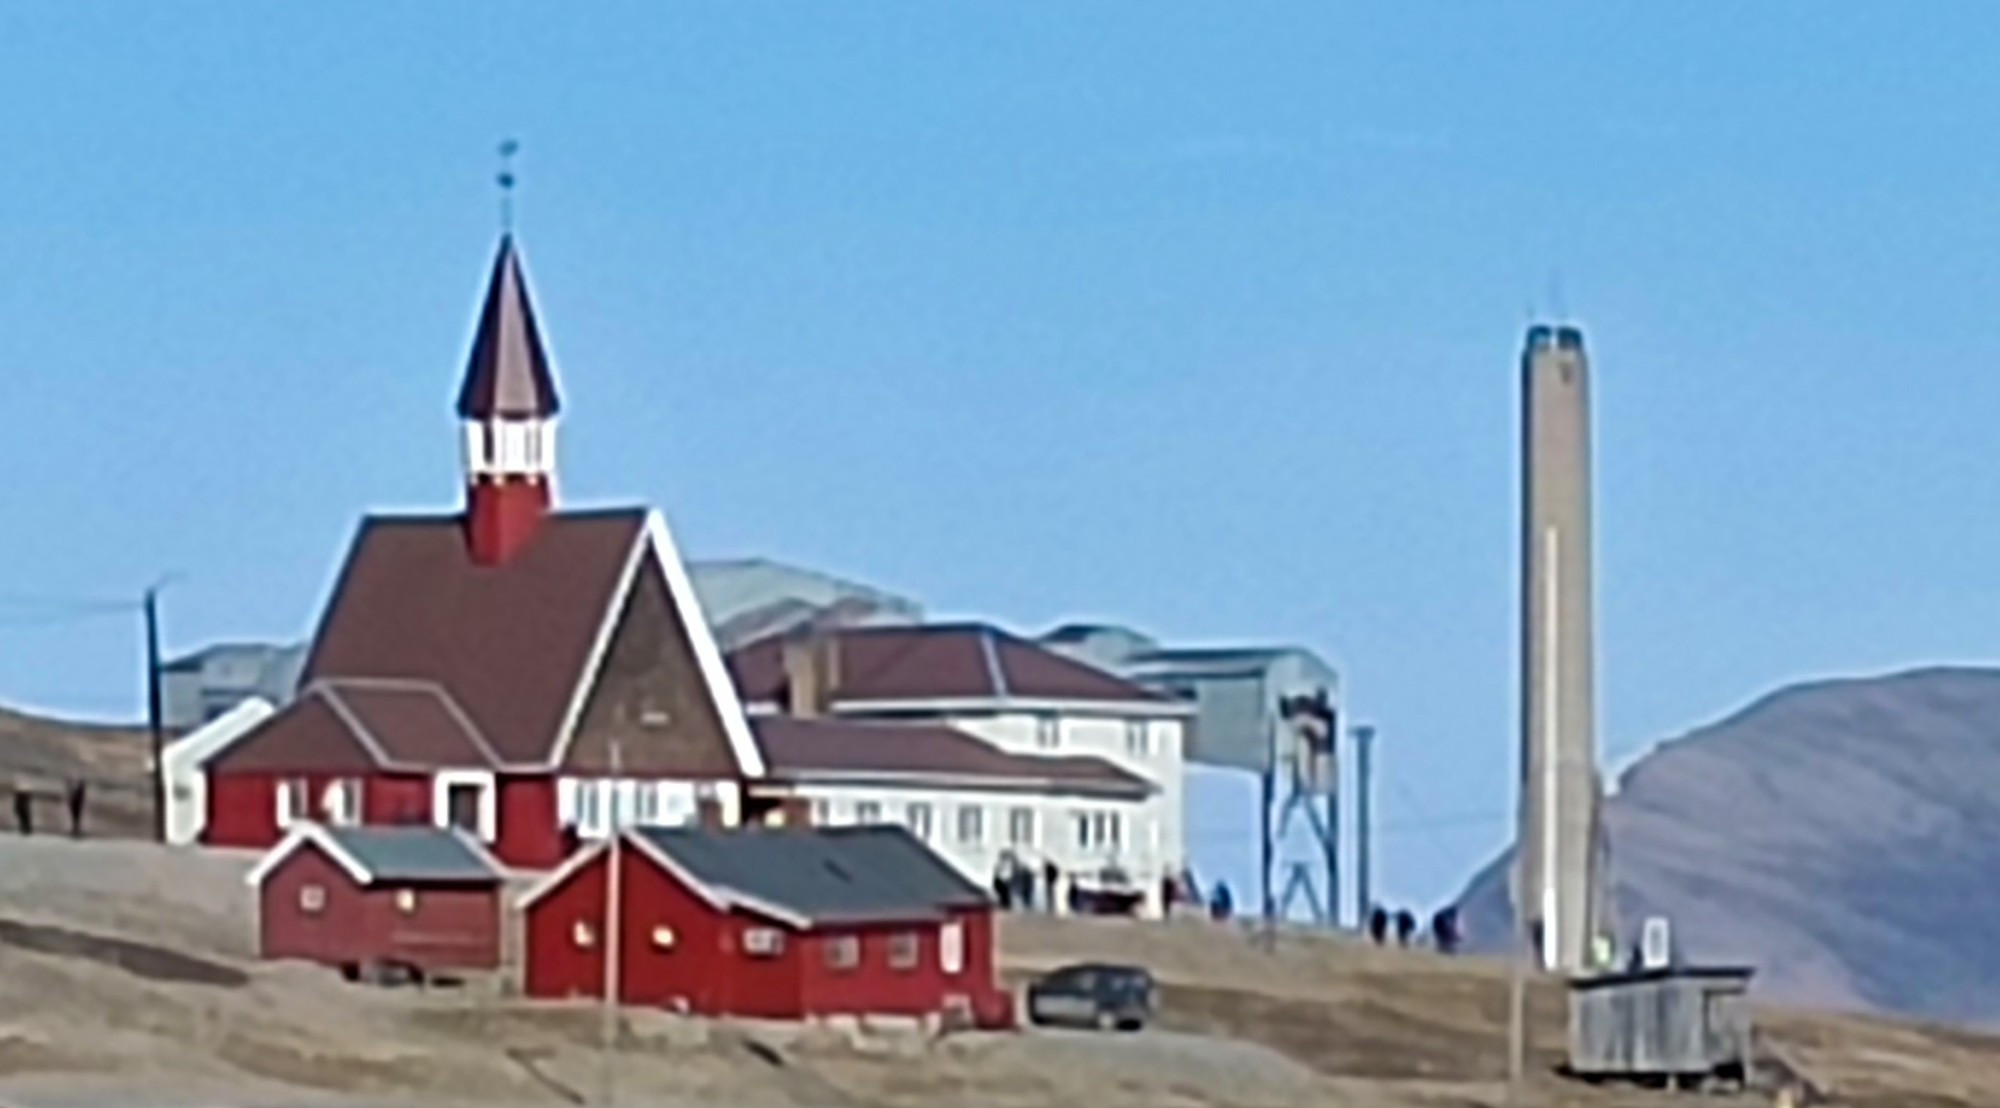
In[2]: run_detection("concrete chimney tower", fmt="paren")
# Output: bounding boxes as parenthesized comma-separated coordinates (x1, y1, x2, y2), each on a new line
(1516, 322, 1605, 974)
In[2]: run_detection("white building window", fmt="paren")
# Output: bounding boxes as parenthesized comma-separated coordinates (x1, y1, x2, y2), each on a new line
(1035, 715, 1060, 749)
(905, 802, 934, 840)
(855, 800, 882, 825)
(322, 779, 359, 826)
(1007, 807, 1035, 847)
(577, 782, 602, 836)
(744, 927, 785, 957)
(1125, 719, 1151, 756)
(1074, 810, 1124, 852)
(939, 922, 965, 975)
(810, 799, 831, 826)
(636, 782, 661, 826)
(298, 884, 325, 913)
(956, 805, 984, 845)
(825, 935, 861, 971)
(275, 778, 309, 828)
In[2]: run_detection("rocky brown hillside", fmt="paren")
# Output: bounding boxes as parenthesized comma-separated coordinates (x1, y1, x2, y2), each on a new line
(1458, 666, 2000, 1024)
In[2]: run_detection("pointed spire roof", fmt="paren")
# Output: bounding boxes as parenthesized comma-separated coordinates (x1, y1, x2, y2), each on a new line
(456, 235, 562, 419)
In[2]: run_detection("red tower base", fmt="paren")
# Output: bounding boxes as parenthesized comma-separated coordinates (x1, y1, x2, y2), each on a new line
(467, 479, 552, 566)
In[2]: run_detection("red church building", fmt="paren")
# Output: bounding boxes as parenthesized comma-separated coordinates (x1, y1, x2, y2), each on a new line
(202, 235, 765, 868)
(518, 824, 1006, 1024)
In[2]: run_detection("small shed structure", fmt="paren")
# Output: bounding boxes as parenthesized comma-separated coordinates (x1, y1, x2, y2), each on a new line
(1567, 965, 1756, 1090)
(519, 824, 1005, 1023)
(248, 823, 507, 980)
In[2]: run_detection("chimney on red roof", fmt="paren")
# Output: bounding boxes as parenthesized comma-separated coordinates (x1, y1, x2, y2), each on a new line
(782, 625, 841, 718)
(458, 235, 563, 566)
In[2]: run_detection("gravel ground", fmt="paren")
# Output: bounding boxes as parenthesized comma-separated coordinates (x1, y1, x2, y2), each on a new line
(0, 836, 1993, 1108)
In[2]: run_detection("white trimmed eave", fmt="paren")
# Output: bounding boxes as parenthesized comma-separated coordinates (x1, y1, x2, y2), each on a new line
(244, 823, 375, 888)
(756, 768, 1156, 800)
(515, 827, 731, 914)
(545, 510, 767, 778)
(747, 696, 1196, 719)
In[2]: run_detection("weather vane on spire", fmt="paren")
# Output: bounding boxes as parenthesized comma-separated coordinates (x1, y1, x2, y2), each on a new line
(497, 138, 521, 234)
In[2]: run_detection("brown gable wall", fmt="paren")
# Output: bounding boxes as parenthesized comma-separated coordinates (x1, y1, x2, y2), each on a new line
(564, 561, 739, 776)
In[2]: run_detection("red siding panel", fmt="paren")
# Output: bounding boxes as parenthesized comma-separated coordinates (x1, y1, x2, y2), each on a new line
(496, 775, 564, 869)
(257, 842, 500, 973)
(521, 843, 997, 1021)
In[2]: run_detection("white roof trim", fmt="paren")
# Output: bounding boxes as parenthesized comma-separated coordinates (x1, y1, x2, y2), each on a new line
(312, 684, 397, 767)
(175, 697, 278, 773)
(759, 767, 1155, 797)
(748, 696, 1195, 718)
(516, 828, 738, 917)
(546, 510, 765, 777)
(244, 822, 374, 888)
(645, 510, 766, 777)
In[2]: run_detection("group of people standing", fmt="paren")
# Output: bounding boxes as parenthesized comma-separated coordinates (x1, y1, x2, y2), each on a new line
(1367, 904, 1461, 954)
(7, 778, 90, 839)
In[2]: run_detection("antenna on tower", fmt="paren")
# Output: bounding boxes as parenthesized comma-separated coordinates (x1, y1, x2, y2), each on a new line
(497, 138, 521, 234)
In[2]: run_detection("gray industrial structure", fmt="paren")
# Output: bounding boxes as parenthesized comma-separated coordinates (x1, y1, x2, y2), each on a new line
(1040, 626, 1347, 925)
(1516, 323, 1613, 974)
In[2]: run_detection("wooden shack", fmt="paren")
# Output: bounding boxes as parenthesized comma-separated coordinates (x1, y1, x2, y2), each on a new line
(1566, 965, 1755, 1091)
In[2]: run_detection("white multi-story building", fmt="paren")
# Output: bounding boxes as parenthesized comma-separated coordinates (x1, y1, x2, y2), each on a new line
(727, 624, 1193, 916)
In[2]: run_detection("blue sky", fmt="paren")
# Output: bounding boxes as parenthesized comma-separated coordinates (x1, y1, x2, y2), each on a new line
(5, 3, 2000, 909)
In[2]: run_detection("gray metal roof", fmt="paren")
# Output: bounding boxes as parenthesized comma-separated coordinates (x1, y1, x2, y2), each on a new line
(635, 825, 989, 925)
(323, 826, 501, 884)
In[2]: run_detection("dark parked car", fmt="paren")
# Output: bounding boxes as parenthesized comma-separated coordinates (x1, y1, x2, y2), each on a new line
(1024, 962, 1156, 1031)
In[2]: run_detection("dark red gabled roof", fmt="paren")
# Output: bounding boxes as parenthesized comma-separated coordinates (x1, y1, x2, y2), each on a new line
(456, 235, 562, 419)
(726, 624, 1170, 707)
(207, 679, 495, 772)
(301, 509, 645, 766)
(752, 716, 1151, 797)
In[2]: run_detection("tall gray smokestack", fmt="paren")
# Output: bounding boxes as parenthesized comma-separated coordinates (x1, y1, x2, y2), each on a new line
(1516, 322, 1605, 974)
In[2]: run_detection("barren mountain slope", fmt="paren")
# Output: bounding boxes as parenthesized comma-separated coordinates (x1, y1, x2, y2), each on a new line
(1459, 666, 2000, 1024)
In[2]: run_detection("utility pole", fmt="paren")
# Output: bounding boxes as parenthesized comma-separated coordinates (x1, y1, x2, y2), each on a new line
(1257, 675, 1276, 951)
(599, 741, 624, 1108)
(1352, 724, 1375, 926)
(143, 580, 171, 843)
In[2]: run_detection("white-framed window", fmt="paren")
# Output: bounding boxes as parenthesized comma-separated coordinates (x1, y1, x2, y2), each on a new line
(276, 778, 309, 828)
(395, 888, 418, 915)
(905, 802, 934, 840)
(577, 783, 602, 836)
(1008, 807, 1036, 847)
(573, 920, 597, 948)
(825, 935, 861, 971)
(1035, 715, 1060, 749)
(744, 927, 785, 957)
(298, 884, 325, 913)
(1074, 810, 1124, 851)
(956, 805, 984, 845)
(636, 782, 661, 826)
(1125, 719, 1151, 756)
(809, 799, 831, 826)
(855, 800, 882, 825)
(889, 932, 920, 971)
(939, 922, 965, 975)
(322, 779, 360, 826)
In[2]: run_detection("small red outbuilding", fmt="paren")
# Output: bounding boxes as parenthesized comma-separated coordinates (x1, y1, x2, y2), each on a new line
(519, 824, 1004, 1023)
(248, 822, 507, 979)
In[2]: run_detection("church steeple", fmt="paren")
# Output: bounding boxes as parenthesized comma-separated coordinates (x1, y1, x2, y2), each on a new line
(460, 235, 562, 566)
